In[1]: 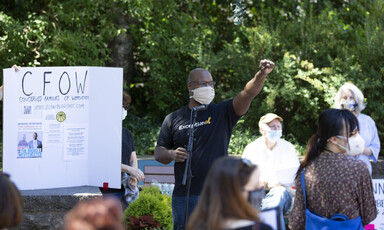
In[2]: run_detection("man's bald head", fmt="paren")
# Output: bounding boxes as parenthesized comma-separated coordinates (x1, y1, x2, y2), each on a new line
(187, 68, 211, 83)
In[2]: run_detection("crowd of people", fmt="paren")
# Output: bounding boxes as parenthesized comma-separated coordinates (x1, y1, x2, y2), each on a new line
(1, 59, 380, 230)
(153, 59, 379, 229)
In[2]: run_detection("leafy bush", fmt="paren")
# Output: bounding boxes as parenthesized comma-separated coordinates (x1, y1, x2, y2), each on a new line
(123, 186, 172, 229)
(228, 118, 258, 156)
(0, 0, 383, 160)
(123, 113, 161, 155)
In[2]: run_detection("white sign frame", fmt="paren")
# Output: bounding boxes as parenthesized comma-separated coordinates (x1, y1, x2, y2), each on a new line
(3, 66, 123, 190)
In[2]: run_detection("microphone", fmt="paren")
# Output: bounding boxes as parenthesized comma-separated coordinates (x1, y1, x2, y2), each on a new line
(193, 104, 208, 111)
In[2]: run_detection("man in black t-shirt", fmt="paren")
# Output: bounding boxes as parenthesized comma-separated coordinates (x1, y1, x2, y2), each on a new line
(155, 60, 275, 230)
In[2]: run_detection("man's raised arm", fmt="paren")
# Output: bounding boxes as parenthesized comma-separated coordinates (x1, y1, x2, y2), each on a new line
(233, 59, 274, 116)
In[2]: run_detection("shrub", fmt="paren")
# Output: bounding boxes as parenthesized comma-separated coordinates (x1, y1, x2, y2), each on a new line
(123, 186, 172, 230)
(123, 113, 161, 156)
(228, 118, 258, 156)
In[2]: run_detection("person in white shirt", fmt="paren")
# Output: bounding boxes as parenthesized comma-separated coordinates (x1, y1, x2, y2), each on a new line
(242, 113, 300, 230)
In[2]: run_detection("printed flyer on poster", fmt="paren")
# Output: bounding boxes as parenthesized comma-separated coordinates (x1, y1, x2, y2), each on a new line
(64, 124, 88, 161)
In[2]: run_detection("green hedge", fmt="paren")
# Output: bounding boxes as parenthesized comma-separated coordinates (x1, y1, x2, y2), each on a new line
(123, 186, 172, 229)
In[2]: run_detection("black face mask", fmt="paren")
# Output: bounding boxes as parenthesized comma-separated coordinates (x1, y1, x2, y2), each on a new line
(248, 188, 265, 209)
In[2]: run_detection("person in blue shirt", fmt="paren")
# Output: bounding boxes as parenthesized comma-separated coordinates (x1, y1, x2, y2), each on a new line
(334, 82, 381, 174)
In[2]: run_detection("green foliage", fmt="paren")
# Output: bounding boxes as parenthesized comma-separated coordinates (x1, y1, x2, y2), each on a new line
(126, 0, 242, 121)
(228, 118, 258, 155)
(0, 1, 117, 68)
(0, 0, 120, 138)
(249, 53, 345, 143)
(123, 113, 161, 155)
(123, 186, 172, 229)
(0, 0, 383, 157)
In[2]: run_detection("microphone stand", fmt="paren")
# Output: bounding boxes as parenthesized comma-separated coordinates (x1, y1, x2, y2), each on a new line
(182, 108, 198, 228)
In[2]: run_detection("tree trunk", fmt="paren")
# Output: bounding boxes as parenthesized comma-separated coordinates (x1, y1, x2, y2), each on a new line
(108, 8, 135, 88)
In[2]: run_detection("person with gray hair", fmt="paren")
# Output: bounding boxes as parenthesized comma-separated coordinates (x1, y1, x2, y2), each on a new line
(334, 82, 380, 174)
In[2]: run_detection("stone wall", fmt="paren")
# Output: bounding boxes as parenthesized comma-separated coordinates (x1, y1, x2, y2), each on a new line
(12, 186, 101, 230)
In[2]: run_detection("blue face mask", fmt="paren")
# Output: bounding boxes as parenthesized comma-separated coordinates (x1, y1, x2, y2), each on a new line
(341, 99, 357, 112)
(266, 130, 282, 142)
(248, 188, 265, 209)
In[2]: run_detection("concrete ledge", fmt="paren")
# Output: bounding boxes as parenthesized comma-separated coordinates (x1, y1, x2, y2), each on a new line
(13, 186, 102, 230)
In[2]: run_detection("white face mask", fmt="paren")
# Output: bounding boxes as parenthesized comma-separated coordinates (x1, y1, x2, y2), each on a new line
(266, 130, 282, 143)
(341, 99, 357, 112)
(190, 87, 215, 105)
(336, 133, 365, 156)
(122, 108, 127, 120)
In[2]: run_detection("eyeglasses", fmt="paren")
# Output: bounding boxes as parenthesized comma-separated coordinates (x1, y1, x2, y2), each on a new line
(189, 81, 216, 87)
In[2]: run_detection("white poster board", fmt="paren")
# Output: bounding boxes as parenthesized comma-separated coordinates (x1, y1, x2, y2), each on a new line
(3, 67, 123, 190)
(371, 179, 384, 229)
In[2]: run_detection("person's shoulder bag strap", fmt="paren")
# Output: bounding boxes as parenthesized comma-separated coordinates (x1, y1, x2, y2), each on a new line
(300, 168, 307, 209)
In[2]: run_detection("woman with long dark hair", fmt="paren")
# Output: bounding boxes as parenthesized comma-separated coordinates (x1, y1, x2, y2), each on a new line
(289, 109, 377, 229)
(0, 173, 24, 230)
(187, 157, 272, 230)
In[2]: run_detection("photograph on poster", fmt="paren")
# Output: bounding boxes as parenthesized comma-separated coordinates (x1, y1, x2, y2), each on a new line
(17, 130, 43, 158)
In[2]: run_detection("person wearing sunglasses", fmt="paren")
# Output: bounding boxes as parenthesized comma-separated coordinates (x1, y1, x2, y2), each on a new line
(187, 157, 272, 230)
(242, 113, 300, 230)
(289, 109, 376, 229)
(155, 60, 275, 230)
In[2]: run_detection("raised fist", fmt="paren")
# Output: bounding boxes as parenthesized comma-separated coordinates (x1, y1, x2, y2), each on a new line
(259, 59, 275, 75)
